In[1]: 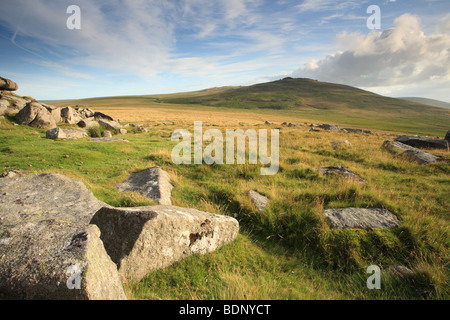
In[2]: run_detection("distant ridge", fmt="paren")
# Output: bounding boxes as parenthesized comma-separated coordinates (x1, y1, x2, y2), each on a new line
(398, 97, 450, 109)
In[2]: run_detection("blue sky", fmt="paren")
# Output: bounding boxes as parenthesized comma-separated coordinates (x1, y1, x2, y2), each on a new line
(0, 0, 449, 102)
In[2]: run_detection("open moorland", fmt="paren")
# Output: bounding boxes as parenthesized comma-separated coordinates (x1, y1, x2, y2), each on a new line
(1, 77, 449, 300)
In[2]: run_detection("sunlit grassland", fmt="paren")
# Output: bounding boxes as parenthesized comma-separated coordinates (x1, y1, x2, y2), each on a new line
(1, 111, 448, 300)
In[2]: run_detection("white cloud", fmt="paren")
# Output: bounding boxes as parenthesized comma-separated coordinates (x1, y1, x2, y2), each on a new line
(296, 0, 363, 12)
(293, 13, 450, 89)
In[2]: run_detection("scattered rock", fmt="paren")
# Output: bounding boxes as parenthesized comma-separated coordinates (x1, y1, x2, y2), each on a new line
(90, 205, 239, 282)
(382, 141, 440, 164)
(318, 166, 366, 183)
(116, 167, 173, 205)
(119, 129, 128, 135)
(264, 121, 272, 125)
(342, 128, 363, 134)
(318, 124, 340, 132)
(0, 77, 18, 91)
(248, 190, 270, 212)
(387, 265, 414, 278)
(331, 140, 352, 149)
(0, 173, 126, 300)
(382, 140, 419, 153)
(395, 135, 449, 150)
(323, 208, 400, 230)
(88, 138, 129, 143)
(403, 149, 440, 165)
(137, 127, 148, 133)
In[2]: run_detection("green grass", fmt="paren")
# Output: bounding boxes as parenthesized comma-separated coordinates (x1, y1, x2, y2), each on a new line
(1, 112, 448, 300)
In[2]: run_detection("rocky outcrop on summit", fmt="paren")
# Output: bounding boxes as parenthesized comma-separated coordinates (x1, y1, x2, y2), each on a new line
(0, 76, 18, 91)
(15, 101, 57, 130)
(116, 167, 173, 205)
(90, 205, 239, 282)
(0, 173, 126, 300)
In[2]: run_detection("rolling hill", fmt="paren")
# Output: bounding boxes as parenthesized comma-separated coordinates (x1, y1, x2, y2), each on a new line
(399, 97, 450, 109)
(50, 77, 450, 136)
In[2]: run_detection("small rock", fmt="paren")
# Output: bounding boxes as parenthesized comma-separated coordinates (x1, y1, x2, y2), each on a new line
(387, 265, 414, 277)
(331, 140, 352, 149)
(248, 190, 270, 212)
(88, 138, 129, 142)
(318, 124, 340, 132)
(318, 166, 365, 183)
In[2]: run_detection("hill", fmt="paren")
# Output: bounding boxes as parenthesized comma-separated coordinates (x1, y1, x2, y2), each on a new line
(158, 78, 449, 135)
(49, 78, 449, 137)
(399, 97, 450, 109)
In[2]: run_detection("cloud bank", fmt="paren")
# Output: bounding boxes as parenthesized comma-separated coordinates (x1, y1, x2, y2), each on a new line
(293, 13, 450, 89)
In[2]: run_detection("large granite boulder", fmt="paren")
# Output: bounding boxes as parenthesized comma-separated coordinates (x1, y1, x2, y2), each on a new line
(402, 149, 440, 165)
(324, 208, 400, 230)
(445, 130, 450, 142)
(116, 167, 173, 205)
(15, 102, 57, 129)
(382, 141, 440, 164)
(0, 173, 126, 300)
(42, 104, 62, 124)
(0, 77, 18, 91)
(90, 206, 239, 282)
(395, 135, 449, 150)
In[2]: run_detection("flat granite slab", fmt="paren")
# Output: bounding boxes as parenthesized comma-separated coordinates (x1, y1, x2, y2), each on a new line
(324, 208, 400, 230)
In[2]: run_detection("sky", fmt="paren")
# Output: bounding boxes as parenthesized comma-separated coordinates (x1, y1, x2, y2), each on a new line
(0, 0, 449, 102)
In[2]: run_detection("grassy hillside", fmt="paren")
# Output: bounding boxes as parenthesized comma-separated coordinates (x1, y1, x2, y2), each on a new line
(399, 97, 450, 110)
(50, 78, 449, 137)
(0, 112, 448, 300)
